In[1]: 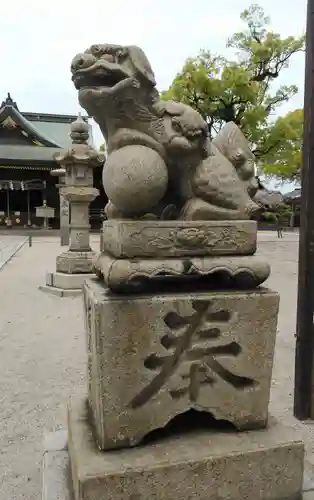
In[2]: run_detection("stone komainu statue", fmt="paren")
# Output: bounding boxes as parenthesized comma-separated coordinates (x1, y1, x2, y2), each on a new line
(71, 44, 259, 221)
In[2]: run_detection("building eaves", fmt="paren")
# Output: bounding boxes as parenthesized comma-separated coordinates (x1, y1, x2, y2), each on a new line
(0, 105, 63, 148)
(0, 145, 61, 163)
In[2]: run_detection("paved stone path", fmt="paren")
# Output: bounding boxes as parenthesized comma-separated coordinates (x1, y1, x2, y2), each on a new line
(0, 231, 314, 499)
(0, 235, 28, 270)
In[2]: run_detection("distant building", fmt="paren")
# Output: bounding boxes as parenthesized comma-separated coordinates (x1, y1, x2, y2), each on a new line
(283, 188, 301, 227)
(283, 188, 301, 204)
(253, 179, 301, 228)
(0, 93, 105, 228)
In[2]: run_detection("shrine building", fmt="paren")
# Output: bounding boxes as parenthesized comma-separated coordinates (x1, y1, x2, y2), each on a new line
(0, 93, 105, 229)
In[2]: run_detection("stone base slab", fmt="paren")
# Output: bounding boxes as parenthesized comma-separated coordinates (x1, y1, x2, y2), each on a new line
(101, 219, 257, 258)
(42, 450, 71, 500)
(56, 250, 95, 274)
(42, 431, 314, 500)
(44, 430, 68, 452)
(84, 279, 279, 450)
(38, 285, 82, 297)
(66, 398, 304, 500)
(46, 271, 94, 290)
(42, 430, 71, 500)
(93, 253, 270, 293)
(38, 272, 95, 297)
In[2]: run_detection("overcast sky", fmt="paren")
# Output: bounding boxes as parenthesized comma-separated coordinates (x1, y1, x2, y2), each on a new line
(0, 0, 306, 147)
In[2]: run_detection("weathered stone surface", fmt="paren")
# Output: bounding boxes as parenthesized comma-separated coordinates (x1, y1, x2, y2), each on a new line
(304, 471, 314, 493)
(93, 253, 270, 293)
(71, 44, 258, 221)
(304, 492, 314, 499)
(103, 145, 168, 214)
(101, 220, 257, 258)
(68, 398, 304, 500)
(56, 251, 95, 274)
(83, 278, 279, 450)
(211, 123, 258, 197)
(62, 186, 98, 203)
(41, 430, 311, 500)
(38, 284, 83, 297)
(46, 271, 93, 290)
(50, 168, 70, 246)
(39, 272, 94, 297)
(44, 430, 68, 452)
(42, 451, 71, 500)
(42, 430, 71, 500)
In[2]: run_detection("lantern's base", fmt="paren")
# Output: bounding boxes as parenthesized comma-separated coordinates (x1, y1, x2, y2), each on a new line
(56, 250, 95, 274)
(38, 272, 94, 297)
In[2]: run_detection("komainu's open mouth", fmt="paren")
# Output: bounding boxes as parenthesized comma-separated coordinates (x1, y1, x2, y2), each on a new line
(71, 46, 132, 97)
(73, 64, 129, 92)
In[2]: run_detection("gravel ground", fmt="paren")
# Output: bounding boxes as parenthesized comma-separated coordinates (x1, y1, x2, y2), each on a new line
(0, 231, 313, 499)
(0, 236, 98, 500)
(0, 236, 28, 269)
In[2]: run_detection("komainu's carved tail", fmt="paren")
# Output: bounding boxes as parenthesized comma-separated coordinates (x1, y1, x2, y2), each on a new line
(191, 145, 259, 220)
(213, 122, 258, 198)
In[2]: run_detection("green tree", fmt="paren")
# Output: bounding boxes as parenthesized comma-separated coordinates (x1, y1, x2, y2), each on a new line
(261, 108, 303, 182)
(161, 4, 305, 166)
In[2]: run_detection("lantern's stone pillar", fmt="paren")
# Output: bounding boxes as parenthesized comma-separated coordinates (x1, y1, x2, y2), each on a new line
(50, 168, 69, 246)
(39, 116, 104, 297)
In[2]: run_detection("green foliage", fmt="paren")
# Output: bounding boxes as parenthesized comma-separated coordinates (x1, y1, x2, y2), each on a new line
(261, 211, 277, 223)
(260, 203, 293, 224)
(262, 109, 303, 182)
(161, 4, 305, 177)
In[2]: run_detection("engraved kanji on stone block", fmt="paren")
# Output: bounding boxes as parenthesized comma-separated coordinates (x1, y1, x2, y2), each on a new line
(130, 300, 256, 409)
(83, 279, 279, 450)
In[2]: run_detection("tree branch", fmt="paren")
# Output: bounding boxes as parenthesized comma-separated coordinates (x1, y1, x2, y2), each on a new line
(253, 139, 282, 158)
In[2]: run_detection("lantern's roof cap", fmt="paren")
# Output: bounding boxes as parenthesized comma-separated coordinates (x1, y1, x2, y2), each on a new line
(70, 113, 89, 144)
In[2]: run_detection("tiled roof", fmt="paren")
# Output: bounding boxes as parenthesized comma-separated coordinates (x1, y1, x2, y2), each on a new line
(0, 145, 61, 164)
(0, 97, 64, 147)
(283, 188, 301, 200)
(0, 93, 94, 166)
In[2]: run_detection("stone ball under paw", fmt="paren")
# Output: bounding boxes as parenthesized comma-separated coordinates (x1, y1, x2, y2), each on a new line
(103, 145, 168, 214)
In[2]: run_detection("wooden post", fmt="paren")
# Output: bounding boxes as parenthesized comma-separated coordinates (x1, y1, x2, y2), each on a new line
(6, 189, 11, 227)
(290, 204, 295, 230)
(27, 189, 31, 226)
(294, 0, 314, 419)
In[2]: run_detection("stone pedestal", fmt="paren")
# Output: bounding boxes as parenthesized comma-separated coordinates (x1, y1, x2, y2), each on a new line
(101, 219, 258, 258)
(65, 398, 304, 500)
(56, 216, 304, 500)
(94, 220, 270, 293)
(41, 40, 305, 500)
(84, 278, 279, 450)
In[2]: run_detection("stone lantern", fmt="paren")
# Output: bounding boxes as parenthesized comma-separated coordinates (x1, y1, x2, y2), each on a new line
(39, 115, 105, 297)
